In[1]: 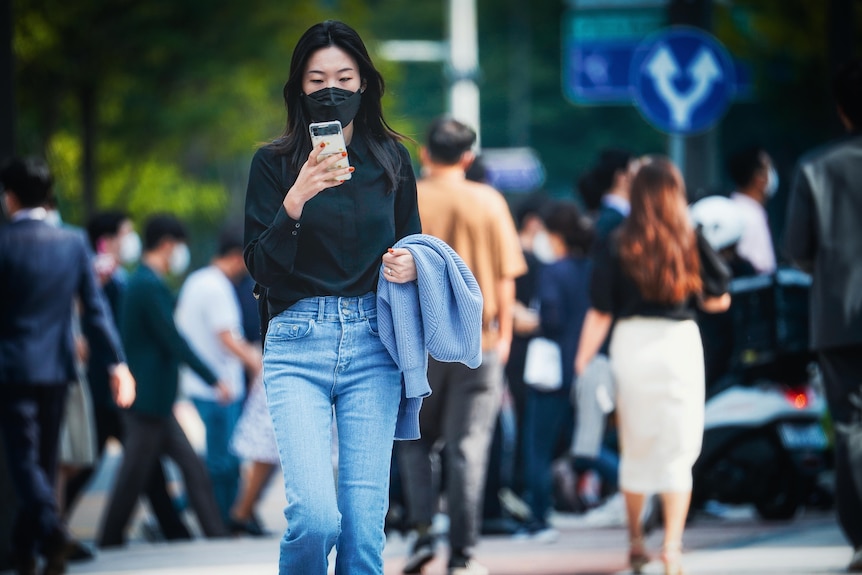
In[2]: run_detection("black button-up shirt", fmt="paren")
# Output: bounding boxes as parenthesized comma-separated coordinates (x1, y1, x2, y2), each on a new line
(243, 132, 421, 321)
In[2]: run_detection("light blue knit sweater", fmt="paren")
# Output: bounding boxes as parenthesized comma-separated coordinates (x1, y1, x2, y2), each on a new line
(377, 234, 484, 440)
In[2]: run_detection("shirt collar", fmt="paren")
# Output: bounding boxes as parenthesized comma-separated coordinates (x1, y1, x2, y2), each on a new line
(602, 194, 630, 216)
(11, 207, 48, 222)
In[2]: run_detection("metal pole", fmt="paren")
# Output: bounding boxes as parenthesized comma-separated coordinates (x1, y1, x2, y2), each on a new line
(448, 0, 481, 147)
(669, 133, 686, 174)
(667, 0, 715, 198)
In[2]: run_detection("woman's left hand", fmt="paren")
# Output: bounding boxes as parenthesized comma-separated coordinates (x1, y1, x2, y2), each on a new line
(382, 248, 417, 283)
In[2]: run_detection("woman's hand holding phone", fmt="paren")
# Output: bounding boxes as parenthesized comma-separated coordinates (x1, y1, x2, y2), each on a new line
(282, 140, 355, 219)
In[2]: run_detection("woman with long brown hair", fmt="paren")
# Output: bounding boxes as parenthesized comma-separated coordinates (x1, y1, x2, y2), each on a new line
(574, 156, 730, 575)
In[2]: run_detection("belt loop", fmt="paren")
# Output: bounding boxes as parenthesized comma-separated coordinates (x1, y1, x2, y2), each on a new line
(317, 297, 325, 322)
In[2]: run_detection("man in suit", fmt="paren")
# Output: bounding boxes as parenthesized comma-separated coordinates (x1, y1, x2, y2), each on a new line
(784, 57, 862, 573)
(0, 157, 135, 575)
(97, 214, 231, 548)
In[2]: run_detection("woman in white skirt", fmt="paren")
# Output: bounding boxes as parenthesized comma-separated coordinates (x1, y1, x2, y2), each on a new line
(575, 156, 731, 575)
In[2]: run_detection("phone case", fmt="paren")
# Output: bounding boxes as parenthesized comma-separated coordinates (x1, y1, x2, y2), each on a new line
(309, 121, 352, 180)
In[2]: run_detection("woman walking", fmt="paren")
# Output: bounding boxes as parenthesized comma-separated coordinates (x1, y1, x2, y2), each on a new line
(243, 20, 421, 575)
(575, 156, 730, 575)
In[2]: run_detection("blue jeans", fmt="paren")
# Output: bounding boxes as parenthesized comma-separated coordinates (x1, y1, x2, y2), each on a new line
(521, 386, 574, 527)
(191, 397, 242, 526)
(263, 293, 402, 575)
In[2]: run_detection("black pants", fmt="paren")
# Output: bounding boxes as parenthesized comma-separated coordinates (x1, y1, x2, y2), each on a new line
(98, 411, 228, 547)
(63, 403, 191, 540)
(819, 346, 862, 549)
(0, 383, 67, 562)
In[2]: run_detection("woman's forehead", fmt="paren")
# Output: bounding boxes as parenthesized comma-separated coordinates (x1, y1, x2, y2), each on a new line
(305, 46, 358, 74)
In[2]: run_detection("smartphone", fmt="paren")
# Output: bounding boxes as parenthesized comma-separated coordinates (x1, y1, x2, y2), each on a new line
(309, 120, 352, 181)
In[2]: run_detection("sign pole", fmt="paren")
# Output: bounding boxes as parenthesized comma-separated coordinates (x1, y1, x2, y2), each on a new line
(668, 0, 716, 200)
(669, 133, 686, 177)
(448, 0, 481, 148)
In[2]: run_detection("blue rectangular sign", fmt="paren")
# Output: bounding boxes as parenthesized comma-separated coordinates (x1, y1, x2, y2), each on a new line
(563, 8, 664, 105)
(564, 39, 639, 104)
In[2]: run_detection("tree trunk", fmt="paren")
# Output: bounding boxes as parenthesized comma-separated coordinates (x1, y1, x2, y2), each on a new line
(0, 0, 13, 227)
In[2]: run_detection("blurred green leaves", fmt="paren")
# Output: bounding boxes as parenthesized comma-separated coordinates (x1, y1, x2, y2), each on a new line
(12, 0, 861, 235)
(12, 0, 366, 230)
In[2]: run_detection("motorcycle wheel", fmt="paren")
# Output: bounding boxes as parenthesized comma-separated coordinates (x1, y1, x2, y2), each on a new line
(754, 457, 800, 520)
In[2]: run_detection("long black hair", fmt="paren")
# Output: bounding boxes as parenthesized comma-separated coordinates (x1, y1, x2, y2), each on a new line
(273, 20, 405, 193)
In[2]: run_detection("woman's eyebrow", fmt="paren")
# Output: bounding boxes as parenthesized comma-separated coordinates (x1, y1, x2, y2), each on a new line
(306, 67, 355, 75)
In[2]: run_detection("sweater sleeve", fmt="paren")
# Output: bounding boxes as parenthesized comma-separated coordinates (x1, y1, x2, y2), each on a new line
(144, 280, 219, 386)
(538, 264, 566, 339)
(783, 162, 817, 273)
(243, 146, 303, 289)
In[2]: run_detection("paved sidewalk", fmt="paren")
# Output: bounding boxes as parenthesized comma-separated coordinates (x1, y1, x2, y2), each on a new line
(58, 513, 849, 575)
(14, 408, 849, 575)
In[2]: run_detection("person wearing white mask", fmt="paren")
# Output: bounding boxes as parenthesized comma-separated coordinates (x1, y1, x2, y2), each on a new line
(175, 229, 262, 533)
(61, 212, 195, 554)
(727, 146, 779, 275)
(98, 213, 231, 548)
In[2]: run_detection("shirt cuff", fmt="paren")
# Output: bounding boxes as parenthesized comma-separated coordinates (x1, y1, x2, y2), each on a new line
(273, 206, 302, 238)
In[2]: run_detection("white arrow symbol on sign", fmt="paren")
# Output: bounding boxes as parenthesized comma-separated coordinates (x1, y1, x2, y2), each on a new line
(645, 44, 722, 130)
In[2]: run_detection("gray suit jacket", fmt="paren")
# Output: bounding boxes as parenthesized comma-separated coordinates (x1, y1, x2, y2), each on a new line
(784, 133, 862, 350)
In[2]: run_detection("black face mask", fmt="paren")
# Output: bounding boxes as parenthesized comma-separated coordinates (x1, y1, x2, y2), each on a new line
(301, 87, 362, 127)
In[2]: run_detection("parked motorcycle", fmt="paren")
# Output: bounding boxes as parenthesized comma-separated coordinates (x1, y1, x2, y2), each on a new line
(692, 268, 832, 520)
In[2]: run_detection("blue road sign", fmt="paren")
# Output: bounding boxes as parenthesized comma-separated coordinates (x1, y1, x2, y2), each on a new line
(630, 27, 736, 134)
(563, 9, 664, 104)
(566, 39, 640, 103)
(481, 148, 546, 194)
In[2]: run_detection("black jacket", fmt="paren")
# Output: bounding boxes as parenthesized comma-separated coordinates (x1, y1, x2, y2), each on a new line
(784, 133, 862, 350)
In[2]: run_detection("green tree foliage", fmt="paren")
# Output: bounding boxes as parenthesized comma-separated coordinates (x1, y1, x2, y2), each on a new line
(13, 0, 860, 237)
(12, 0, 372, 230)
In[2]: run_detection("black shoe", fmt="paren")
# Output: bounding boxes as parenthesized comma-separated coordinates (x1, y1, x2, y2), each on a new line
(447, 553, 488, 575)
(849, 546, 862, 572)
(229, 515, 269, 537)
(41, 530, 73, 575)
(403, 534, 435, 574)
(13, 556, 36, 575)
(66, 539, 96, 563)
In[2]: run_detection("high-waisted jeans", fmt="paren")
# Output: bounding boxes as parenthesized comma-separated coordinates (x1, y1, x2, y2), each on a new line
(263, 293, 402, 575)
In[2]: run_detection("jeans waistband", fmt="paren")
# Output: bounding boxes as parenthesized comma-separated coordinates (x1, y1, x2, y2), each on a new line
(286, 292, 377, 322)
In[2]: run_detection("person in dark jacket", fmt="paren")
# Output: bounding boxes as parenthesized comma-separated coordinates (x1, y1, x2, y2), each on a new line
(520, 200, 594, 539)
(783, 57, 862, 573)
(97, 214, 230, 548)
(0, 157, 135, 575)
(62, 211, 193, 546)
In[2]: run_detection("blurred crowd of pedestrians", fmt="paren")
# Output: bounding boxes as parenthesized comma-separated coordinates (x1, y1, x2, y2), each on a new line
(1, 20, 860, 575)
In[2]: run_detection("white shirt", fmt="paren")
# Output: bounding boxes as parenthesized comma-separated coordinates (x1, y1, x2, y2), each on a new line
(601, 193, 630, 217)
(731, 191, 776, 275)
(11, 207, 48, 222)
(176, 266, 245, 401)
